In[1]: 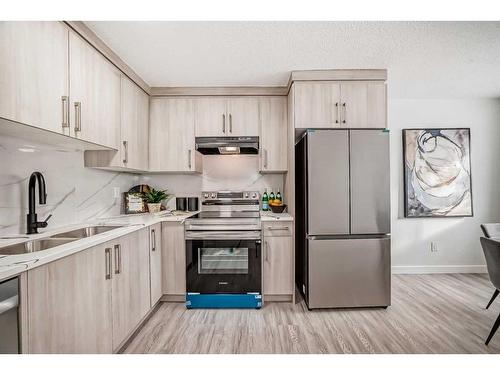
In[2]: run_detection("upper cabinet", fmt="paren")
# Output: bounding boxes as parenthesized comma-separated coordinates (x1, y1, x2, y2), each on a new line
(84, 76, 149, 171)
(259, 97, 288, 172)
(0, 22, 69, 135)
(293, 81, 386, 129)
(69, 31, 121, 149)
(194, 97, 259, 137)
(149, 98, 202, 173)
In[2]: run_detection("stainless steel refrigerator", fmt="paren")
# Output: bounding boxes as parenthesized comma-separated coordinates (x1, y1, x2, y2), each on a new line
(295, 129, 391, 309)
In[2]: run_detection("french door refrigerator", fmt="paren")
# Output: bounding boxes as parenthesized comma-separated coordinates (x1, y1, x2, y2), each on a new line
(295, 129, 391, 309)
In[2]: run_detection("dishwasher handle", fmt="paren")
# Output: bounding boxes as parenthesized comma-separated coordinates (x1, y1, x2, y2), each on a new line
(0, 295, 18, 315)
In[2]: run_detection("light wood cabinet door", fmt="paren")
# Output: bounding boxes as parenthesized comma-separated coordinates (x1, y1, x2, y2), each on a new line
(194, 97, 227, 136)
(161, 222, 186, 296)
(0, 21, 69, 134)
(259, 97, 288, 172)
(69, 31, 120, 149)
(120, 76, 149, 170)
(27, 242, 113, 353)
(149, 98, 202, 172)
(111, 229, 151, 350)
(226, 97, 259, 136)
(294, 82, 341, 128)
(149, 223, 163, 306)
(340, 82, 386, 128)
(263, 235, 294, 296)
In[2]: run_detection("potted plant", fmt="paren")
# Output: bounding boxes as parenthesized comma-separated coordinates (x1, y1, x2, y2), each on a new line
(145, 188, 169, 213)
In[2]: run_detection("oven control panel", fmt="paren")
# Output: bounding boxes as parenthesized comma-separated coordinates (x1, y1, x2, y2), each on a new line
(202, 191, 259, 201)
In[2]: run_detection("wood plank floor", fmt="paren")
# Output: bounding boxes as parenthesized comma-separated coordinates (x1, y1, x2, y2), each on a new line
(123, 274, 500, 354)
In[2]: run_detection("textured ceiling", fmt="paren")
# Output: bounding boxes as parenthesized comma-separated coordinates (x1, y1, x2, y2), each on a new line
(85, 21, 500, 99)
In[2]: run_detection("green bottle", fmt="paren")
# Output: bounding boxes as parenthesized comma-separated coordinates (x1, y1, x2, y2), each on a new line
(276, 189, 282, 205)
(269, 189, 275, 205)
(262, 189, 269, 211)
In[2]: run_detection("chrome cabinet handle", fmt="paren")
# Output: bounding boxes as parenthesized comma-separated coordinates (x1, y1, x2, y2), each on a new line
(114, 244, 121, 274)
(151, 228, 156, 251)
(105, 248, 112, 280)
(335, 102, 340, 124)
(342, 103, 346, 125)
(61, 96, 69, 129)
(188, 149, 192, 169)
(222, 114, 226, 133)
(74, 102, 82, 133)
(263, 149, 268, 169)
(229, 113, 232, 133)
(266, 226, 290, 230)
(123, 140, 128, 164)
(265, 240, 269, 262)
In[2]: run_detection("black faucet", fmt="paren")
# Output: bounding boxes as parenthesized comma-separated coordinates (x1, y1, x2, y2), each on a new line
(26, 171, 51, 234)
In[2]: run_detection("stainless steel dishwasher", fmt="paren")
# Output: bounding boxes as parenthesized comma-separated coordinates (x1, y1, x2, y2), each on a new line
(0, 277, 19, 354)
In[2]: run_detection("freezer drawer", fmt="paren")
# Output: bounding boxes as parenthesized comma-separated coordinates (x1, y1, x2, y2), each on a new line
(307, 237, 391, 309)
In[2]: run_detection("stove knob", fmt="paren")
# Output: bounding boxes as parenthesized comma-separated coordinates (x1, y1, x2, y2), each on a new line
(204, 193, 209, 198)
(244, 193, 249, 198)
(211, 193, 216, 199)
(252, 193, 257, 199)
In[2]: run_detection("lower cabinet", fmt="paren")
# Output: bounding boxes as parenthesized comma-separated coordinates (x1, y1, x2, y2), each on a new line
(26, 228, 151, 353)
(27, 242, 113, 354)
(263, 222, 294, 302)
(111, 228, 151, 350)
(149, 223, 163, 306)
(161, 222, 186, 300)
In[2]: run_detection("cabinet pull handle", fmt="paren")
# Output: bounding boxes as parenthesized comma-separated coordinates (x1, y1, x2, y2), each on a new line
(266, 226, 290, 230)
(105, 248, 112, 280)
(342, 102, 346, 125)
(229, 113, 232, 133)
(114, 244, 121, 274)
(123, 140, 128, 164)
(61, 96, 69, 129)
(265, 240, 269, 262)
(188, 149, 192, 169)
(263, 149, 268, 169)
(335, 102, 340, 124)
(151, 228, 156, 251)
(74, 102, 82, 133)
(222, 114, 226, 133)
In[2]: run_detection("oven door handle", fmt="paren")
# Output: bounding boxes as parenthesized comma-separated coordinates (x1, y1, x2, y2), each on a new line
(185, 230, 261, 240)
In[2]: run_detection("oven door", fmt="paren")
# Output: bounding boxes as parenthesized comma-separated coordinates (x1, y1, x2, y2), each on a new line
(186, 233, 261, 294)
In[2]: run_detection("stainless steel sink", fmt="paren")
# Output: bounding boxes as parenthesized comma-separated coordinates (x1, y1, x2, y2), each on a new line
(49, 225, 123, 239)
(0, 238, 77, 255)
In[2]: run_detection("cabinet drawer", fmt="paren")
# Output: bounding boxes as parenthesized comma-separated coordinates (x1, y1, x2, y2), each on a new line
(263, 223, 293, 237)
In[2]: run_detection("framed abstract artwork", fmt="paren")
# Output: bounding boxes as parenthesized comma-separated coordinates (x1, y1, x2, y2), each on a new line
(403, 128, 473, 218)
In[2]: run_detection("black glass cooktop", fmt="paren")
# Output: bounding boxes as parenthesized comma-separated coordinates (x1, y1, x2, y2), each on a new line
(190, 211, 260, 219)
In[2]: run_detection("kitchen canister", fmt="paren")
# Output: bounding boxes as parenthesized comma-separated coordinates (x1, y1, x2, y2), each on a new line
(176, 197, 187, 211)
(188, 197, 199, 211)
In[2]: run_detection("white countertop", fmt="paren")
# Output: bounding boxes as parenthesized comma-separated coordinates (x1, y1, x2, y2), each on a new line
(0, 210, 198, 282)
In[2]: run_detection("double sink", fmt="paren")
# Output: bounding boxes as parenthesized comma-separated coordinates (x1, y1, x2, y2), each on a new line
(0, 225, 122, 255)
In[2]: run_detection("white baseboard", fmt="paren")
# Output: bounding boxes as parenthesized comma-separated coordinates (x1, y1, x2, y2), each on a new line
(392, 265, 487, 274)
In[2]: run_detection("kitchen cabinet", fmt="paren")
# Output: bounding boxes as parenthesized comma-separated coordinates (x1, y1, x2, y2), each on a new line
(263, 222, 294, 302)
(69, 31, 121, 149)
(149, 98, 202, 173)
(194, 97, 259, 137)
(149, 223, 163, 306)
(111, 228, 151, 350)
(161, 222, 186, 300)
(259, 97, 288, 172)
(0, 22, 69, 135)
(84, 75, 149, 171)
(293, 81, 386, 129)
(27, 241, 113, 353)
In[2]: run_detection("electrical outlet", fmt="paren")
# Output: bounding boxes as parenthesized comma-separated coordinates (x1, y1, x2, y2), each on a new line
(430, 242, 438, 253)
(113, 187, 120, 199)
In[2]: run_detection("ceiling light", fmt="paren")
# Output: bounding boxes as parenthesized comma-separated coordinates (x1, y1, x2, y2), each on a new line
(218, 146, 240, 155)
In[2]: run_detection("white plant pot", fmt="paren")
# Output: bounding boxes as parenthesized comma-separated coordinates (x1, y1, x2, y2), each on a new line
(147, 203, 161, 213)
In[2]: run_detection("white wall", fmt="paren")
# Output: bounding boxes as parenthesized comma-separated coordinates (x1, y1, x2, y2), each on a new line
(0, 136, 138, 235)
(389, 99, 500, 273)
(140, 155, 284, 210)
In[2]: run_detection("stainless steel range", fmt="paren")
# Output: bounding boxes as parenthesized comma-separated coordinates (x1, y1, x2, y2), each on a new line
(184, 191, 262, 309)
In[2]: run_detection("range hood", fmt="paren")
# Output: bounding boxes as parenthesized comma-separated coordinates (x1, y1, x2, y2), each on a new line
(195, 136, 259, 155)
